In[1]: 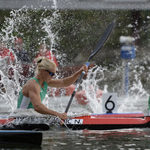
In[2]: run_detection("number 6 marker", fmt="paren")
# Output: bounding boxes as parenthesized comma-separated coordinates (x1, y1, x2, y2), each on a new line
(102, 93, 118, 114)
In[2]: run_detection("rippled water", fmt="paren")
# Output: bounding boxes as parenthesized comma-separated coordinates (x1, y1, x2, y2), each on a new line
(1, 127, 150, 150)
(41, 128, 150, 150)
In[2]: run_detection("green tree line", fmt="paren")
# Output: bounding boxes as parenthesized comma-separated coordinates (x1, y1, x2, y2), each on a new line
(0, 9, 149, 66)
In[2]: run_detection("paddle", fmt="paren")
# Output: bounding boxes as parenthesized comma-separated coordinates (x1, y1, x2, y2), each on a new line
(65, 21, 115, 113)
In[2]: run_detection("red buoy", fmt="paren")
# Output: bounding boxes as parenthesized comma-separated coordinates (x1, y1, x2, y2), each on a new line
(75, 89, 103, 105)
(75, 90, 88, 105)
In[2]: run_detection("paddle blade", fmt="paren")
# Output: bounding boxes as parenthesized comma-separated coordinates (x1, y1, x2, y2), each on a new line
(89, 21, 115, 61)
(65, 21, 115, 114)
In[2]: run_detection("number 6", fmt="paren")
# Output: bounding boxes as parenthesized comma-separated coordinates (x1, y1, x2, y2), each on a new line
(105, 95, 115, 113)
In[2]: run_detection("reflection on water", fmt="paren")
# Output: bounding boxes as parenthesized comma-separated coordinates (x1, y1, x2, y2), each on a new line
(0, 128, 150, 150)
(42, 128, 150, 150)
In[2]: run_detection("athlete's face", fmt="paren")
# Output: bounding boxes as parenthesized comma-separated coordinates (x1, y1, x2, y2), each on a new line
(44, 67, 56, 82)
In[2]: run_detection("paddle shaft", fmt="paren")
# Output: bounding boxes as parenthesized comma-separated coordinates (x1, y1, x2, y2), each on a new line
(65, 62, 89, 113)
(65, 21, 115, 113)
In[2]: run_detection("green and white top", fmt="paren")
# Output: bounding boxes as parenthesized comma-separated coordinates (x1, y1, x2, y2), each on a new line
(17, 77, 48, 109)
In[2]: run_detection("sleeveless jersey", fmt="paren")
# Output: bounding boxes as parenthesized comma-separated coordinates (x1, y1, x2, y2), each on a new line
(17, 77, 48, 109)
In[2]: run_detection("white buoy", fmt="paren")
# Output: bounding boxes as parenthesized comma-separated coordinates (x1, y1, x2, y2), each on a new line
(120, 36, 135, 44)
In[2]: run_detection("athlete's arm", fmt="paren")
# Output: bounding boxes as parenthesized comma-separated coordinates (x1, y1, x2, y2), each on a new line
(48, 65, 88, 87)
(22, 80, 67, 120)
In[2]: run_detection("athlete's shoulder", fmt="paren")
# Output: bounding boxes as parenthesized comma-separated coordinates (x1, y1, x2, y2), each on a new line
(24, 79, 38, 90)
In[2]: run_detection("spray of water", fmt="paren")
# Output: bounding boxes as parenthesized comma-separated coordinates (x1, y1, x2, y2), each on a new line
(79, 63, 149, 114)
(0, 2, 149, 119)
(0, 1, 63, 112)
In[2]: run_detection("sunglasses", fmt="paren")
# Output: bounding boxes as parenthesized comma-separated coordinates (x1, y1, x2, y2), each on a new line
(45, 69, 55, 76)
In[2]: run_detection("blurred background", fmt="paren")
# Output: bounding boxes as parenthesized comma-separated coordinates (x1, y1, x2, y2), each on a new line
(0, 0, 150, 66)
(0, 0, 150, 108)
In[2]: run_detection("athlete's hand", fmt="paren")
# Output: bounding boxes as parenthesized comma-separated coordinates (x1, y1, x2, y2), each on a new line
(58, 113, 68, 120)
(79, 65, 88, 74)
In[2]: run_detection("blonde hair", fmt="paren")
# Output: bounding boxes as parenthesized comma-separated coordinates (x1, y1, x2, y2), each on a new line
(35, 57, 56, 76)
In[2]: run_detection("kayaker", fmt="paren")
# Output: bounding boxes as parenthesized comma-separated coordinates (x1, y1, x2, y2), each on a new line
(17, 57, 88, 120)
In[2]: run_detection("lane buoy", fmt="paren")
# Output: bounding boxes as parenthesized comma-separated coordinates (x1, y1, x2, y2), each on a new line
(49, 84, 103, 106)
(64, 84, 75, 96)
(75, 89, 103, 105)
(75, 90, 87, 105)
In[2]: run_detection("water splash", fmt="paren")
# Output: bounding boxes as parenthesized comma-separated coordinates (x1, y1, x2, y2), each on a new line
(79, 63, 149, 114)
(0, 4, 149, 116)
(0, 1, 63, 112)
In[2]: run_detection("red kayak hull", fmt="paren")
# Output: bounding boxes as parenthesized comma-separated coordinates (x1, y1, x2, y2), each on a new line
(64, 113, 150, 130)
(1, 113, 150, 130)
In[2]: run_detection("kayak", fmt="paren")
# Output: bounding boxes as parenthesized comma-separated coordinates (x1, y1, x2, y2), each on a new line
(0, 116, 43, 147)
(0, 116, 49, 131)
(1, 112, 150, 131)
(0, 130, 42, 147)
(64, 112, 150, 130)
